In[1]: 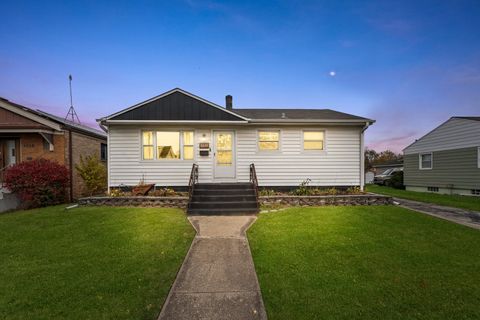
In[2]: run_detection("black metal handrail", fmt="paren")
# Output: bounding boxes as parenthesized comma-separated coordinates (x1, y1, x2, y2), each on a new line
(188, 163, 199, 202)
(249, 163, 259, 209)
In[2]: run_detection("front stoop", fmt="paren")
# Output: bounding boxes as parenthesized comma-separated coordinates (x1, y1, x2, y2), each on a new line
(188, 183, 259, 215)
(158, 216, 267, 320)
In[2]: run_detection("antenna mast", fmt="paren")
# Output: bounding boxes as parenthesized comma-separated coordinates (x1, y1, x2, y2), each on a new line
(65, 74, 81, 123)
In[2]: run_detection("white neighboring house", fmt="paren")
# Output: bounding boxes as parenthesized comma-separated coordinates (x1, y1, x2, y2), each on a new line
(98, 88, 374, 190)
(403, 117, 480, 196)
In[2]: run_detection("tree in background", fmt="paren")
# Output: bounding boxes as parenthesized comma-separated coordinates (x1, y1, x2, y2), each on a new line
(364, 148, 403, 171)
(75, 155, 107, 196)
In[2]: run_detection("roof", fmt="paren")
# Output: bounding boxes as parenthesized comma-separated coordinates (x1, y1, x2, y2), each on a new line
(233, 108, 373, 122)
(0, 97, 106, 139)
(452, 116, 480, 121)
(34, 110, 106, 138)
(372, 160, 403, 168)
(100, 88, 374, 125)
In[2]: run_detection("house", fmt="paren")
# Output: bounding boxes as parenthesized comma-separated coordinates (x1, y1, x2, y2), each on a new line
(403, 117, 480, 196)
(99, 88, 374, 196)
(371, 160, 403, 175)
(0, 97, 107, 201)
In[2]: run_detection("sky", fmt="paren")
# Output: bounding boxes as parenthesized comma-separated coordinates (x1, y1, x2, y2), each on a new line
(1, 0, 479, 152)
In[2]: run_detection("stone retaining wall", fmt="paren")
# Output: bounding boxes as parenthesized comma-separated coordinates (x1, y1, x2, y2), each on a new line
(78, 196, 189, 208)
(259, 193, 393, 207)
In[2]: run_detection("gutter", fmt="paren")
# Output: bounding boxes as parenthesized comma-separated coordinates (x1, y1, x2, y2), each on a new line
(68, 130, 73, 202)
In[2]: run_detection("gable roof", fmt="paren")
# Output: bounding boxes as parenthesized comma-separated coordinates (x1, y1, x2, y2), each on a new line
(233, 108, 373, 123)
(403, 116, 480, 154)
(452, 116, 480, 121)
(0, 97, 106, 139)
(101, 88, 374, 125)
(101, 88, 248, 122)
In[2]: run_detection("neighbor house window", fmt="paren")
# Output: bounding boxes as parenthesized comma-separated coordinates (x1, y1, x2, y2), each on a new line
(419, 153, 432, 170)
(303, 131, 324, 150)
(142, 131, 154, 160)
(258, 131, 279, 151)
(157, 131, 180, 159)
(100, 143, 107, 161)
(183, 131, 194, 160)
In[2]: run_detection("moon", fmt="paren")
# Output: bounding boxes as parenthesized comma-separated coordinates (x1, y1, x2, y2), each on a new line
(329, 71, 336, 77)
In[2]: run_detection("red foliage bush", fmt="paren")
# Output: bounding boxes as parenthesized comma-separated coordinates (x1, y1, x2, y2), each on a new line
(4, 158, 70, 208)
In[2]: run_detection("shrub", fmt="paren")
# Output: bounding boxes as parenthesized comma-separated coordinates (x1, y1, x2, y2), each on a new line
(4, 159, 70, 208)
(386, 171, 404, 189)
(291, 179, 313, 196)
(75, 155, 107, 196)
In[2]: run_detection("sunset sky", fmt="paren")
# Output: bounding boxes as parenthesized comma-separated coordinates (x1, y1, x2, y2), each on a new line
(1, 0, 479, 152)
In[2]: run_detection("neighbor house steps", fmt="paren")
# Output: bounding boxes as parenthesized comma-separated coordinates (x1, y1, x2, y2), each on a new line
(187, 183, 259, 215)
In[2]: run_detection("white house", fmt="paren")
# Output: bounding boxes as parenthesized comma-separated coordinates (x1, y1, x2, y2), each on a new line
(99, 88, 374, 192)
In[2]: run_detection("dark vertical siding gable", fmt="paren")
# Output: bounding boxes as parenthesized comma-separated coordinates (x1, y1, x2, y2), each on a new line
(111, 91, 244, 121)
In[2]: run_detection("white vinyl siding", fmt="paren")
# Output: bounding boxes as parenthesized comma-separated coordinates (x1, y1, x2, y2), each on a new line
(108, 125, 362, 186)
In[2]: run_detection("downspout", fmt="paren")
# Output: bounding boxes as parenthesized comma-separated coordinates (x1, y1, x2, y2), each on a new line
(69, 130, 73, 202)
(360, 122, 370, 191)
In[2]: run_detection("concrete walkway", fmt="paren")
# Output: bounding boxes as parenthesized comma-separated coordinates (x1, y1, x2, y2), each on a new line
(394, 197, 480, 230)
(158, 216, 268, 320)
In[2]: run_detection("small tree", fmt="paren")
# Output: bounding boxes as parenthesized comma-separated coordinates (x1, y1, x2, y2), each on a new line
(4, 159, 70, 208)
(75, 155, 107, 196)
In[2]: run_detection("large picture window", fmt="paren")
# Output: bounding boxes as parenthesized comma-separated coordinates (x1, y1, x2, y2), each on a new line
(157, 131, 180, 159)
(258, 131, 279, 151)
(303, 131, 324, 150)
(142, 130, 194, 160)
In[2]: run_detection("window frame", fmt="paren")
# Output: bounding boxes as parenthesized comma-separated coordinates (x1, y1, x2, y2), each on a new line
(257, 130, 281, 152)
(141, 129, 195, 161)
(142, 131, 155, 160)
(302, 130, 326, 152)
(100, 143, 107, 161)
(419, 152, 433, 170)
(477, 147, 480, 169)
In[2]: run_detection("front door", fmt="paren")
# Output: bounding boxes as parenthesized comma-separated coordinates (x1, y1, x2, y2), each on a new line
(213, 131, 235, 179)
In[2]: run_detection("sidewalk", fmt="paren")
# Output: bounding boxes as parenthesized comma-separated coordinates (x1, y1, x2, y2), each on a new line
(158, 216, 267, 320)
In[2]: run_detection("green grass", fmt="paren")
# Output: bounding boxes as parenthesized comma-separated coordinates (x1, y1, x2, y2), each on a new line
(366, 184, 480, 211)
(0, 206, 195, 320)
(248, 206, 480, 319)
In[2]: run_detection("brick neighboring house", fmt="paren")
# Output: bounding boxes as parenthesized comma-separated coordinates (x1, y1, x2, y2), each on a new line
(0, 97, 107, 201)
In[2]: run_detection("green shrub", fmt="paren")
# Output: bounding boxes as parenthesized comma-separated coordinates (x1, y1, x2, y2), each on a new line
(292, 179, 313, 196)
(386, 171, 404, 189)
(75, 155, 107, 196)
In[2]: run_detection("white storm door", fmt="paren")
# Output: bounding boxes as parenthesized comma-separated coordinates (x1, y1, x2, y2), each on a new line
(213, 131, 235, 179)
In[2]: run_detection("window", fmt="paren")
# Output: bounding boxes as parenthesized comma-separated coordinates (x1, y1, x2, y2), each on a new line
(303, 131, 324, 150)
(100, 143, 107, 161)
(142, 130, 194, 160)
(478, 147, 480, 168)
(427, 186, 439, 192)
(183, 131, 194, 160)
(258, 131, 279, 151)
(419, 153, 432, 170)
(157, 131, 180, 159)
(142, 131, 154, 160)
(471, 189, 480, 195)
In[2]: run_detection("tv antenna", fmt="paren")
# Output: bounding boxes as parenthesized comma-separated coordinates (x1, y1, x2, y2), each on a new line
(65, 74, 81, 123)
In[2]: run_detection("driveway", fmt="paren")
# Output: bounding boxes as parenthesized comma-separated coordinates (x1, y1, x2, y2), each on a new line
(158, 216, 267, 320)
(394, 197, 480, 230)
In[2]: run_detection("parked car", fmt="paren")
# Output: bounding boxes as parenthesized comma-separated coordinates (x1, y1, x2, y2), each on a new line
(373, 168, 403, 185)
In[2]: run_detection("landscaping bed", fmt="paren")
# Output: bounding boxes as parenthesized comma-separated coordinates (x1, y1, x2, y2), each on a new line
(78, 196, 189, 208)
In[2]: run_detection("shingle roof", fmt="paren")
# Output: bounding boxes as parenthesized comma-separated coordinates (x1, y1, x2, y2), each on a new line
(232, 108, 373, 122)
(34, 110, 106, 138)
(0, 97, 106, 138)
(452, 116, 480, 121)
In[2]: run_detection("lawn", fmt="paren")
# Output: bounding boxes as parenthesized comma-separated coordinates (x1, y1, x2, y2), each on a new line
(366, 184, 480, 212)
(0, 206, 195, 320)
(248, 206, 480, 319)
